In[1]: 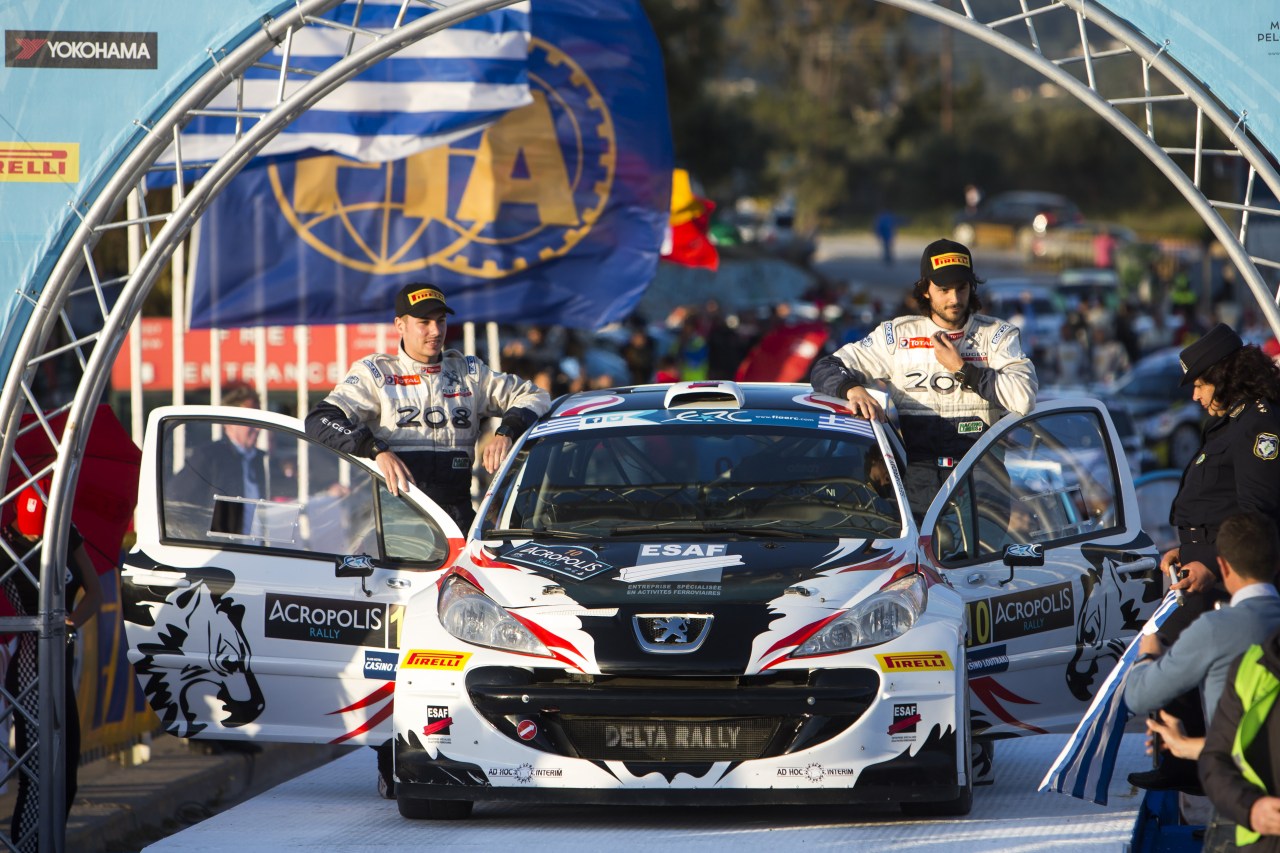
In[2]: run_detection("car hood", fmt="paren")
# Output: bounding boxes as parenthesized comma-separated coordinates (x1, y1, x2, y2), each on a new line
(468, 537, 910, 609)
(460, 538, 917, 675)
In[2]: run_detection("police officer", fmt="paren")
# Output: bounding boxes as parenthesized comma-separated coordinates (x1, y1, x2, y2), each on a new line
(1164, 323, 1280, 615)
(1130, 322, 1280, 792)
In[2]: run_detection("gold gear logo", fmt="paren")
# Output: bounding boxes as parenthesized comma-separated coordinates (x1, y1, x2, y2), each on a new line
(267, 37, 615, 277)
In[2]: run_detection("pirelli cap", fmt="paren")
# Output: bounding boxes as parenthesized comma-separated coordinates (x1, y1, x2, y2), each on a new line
(1179, 322, 1243, 386)
(920, 238, 977, 288)
(394, 284, 455, 318)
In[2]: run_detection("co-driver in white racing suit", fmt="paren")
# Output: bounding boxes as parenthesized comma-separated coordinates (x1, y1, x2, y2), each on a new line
(304, 283, 550, 802)
(304, 284, 549, 530)
(811, 239, 1037, 518)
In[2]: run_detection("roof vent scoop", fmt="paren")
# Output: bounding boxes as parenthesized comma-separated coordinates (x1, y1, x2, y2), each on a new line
(663, 381, 746, 410)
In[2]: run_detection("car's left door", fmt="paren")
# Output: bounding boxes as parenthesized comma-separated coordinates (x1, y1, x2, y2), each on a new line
(921, 398, 1162, 737)
(121, 406, 463, 745)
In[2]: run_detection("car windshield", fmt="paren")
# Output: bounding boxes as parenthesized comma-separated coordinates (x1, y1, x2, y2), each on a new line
(481, 419, 904, 540)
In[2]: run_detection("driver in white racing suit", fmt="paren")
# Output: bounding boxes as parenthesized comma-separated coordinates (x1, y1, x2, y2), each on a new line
(811, 238, 1038, 518)
(304, 283, 549, 801)
(304, 283, 550, 530)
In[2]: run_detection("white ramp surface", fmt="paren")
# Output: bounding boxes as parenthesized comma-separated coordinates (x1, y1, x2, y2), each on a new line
(145, 734, 1147, 852)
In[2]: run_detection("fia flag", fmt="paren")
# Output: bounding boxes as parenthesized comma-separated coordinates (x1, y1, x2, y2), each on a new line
(1039, 590, 1181, 805)
(151, 1, 533, 175)
(190, 0, 672, 330)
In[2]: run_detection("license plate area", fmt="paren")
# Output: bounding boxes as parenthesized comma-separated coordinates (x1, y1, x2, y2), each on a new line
(558, 716, 781, 761)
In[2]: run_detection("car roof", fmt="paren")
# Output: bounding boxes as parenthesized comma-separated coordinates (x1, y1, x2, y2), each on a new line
(546, 381, 855, 419)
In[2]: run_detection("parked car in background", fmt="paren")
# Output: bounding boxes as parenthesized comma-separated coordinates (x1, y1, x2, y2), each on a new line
(1028, 221, 1140, 269)
(953, 191, 1083, 253)
(1095, 347, 1203, 469)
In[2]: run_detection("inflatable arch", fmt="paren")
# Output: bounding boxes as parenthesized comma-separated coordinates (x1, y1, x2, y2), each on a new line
(2, 0, 1279, 840)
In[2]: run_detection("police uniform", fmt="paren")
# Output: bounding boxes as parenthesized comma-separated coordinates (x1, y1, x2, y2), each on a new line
(1171, 399, 1280, 574)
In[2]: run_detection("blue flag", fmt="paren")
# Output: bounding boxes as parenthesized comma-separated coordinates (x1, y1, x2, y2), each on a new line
(190, 0, 673, 330)
(1039, 590, 1181, 805)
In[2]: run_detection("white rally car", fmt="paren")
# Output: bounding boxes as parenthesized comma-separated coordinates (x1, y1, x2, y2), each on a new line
(121, 381, 1161, 820)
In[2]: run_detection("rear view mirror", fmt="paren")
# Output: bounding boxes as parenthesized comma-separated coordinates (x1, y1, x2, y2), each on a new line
(999, 543, 1044, 586)
(336, 554, 376, 597)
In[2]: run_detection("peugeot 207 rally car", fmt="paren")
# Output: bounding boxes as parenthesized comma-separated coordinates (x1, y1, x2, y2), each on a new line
(120, 381, 1161, 821)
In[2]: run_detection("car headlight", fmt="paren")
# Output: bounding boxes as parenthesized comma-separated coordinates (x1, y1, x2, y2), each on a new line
(438, 575, 551, 657)
(792, 574, 926, 657)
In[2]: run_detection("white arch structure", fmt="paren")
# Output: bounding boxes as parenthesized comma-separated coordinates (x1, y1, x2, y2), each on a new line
(3, 1, 1279, 849)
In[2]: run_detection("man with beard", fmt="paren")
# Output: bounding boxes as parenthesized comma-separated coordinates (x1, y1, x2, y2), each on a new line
(810, 238, 1038, 517)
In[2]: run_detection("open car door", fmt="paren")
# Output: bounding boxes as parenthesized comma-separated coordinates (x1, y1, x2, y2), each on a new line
(920, 398, 1162, 738)
(121, 406, 464, 745)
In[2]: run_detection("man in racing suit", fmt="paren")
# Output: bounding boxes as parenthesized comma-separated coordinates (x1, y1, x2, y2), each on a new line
(305, 283, 549, 799)
(811, 238, 1038, 518)
(305, 283, 550, 530)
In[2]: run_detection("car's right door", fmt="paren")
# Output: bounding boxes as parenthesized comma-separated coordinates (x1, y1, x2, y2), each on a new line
(921, 398, 1163, 737)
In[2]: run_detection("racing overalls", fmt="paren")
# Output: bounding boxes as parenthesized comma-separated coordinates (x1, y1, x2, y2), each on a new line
(305, 346, 550, 527)
(811, 313, 1038, 515)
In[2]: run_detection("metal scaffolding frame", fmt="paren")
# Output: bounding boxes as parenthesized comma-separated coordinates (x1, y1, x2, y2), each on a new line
(0, 1, 1278, 850)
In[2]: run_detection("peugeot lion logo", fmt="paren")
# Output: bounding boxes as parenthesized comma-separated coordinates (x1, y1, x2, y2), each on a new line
(633, 613, 713, 654)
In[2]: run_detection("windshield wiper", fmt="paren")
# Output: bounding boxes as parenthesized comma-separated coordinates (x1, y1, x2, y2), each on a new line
(611, 521, 807, 539)
(481, 526, 599, 541)
(703, 523, 807, 539)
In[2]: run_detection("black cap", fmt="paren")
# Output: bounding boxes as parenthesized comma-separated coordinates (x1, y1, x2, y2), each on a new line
(920, 238, 977, 288)
(1179, 323, 1244, 386)
(394, 284, 455, 318)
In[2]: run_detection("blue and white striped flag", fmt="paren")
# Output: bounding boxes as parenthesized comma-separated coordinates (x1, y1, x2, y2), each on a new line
(154, 1, 531, 171)
(1039, 590, 1181, 805)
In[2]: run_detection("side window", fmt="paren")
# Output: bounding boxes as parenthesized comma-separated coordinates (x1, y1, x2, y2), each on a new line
(159, 418, 449, 567)
(932, 410, 1120, 564)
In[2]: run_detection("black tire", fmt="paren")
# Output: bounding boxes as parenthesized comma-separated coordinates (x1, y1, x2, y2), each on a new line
(902, 674, 974, 818)
(397, 796, 474, 821)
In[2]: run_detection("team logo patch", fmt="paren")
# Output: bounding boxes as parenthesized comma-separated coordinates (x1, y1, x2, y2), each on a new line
(957, 420, 983, 435)
(991, 323, 1010, 347)
(402, 650, 471, 670)
(882, 321, 894, 346)
(930, 252, 970, 270)
(1255, 433, 1279, 460)
(876, 651, 953, 672)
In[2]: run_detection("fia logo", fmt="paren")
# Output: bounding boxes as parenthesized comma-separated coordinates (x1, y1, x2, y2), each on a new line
(265, 39, 615, 279)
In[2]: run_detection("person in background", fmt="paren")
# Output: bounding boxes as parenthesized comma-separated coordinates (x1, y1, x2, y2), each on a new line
(168, 383, 266, 538)
(3, 482, 102, 853)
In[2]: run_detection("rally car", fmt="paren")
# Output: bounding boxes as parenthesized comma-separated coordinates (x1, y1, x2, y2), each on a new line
(120, 381, 1162, 820)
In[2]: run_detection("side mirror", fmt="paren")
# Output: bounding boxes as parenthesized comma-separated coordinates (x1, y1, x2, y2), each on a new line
(336, 554, 376, 597)
(999, 542, 1044, 586)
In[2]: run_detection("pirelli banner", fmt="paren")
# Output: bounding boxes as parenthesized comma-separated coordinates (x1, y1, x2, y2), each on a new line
(0, 0, 290, 373)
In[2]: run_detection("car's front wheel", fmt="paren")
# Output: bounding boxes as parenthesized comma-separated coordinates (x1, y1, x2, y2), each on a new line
(397, 796, 474, 820)
(901, 676, 973, 817)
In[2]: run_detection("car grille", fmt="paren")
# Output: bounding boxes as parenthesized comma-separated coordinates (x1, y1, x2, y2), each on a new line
(465, 666, 879, 762)
(558, 715, 781, 761)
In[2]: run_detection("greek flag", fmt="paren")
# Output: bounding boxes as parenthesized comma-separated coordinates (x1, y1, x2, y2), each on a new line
(1039, 590, 1181, 805)
(152, 1, 531, 174)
